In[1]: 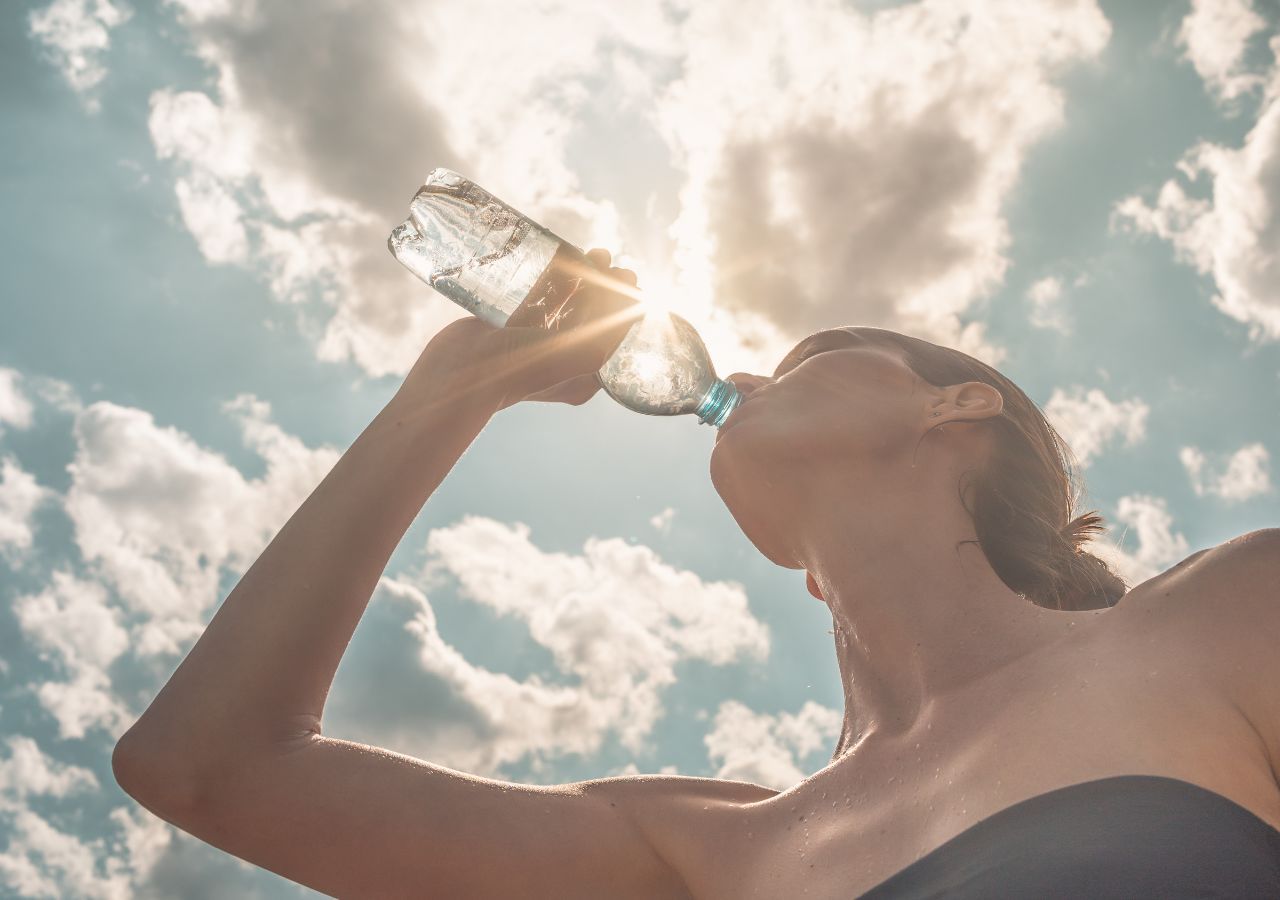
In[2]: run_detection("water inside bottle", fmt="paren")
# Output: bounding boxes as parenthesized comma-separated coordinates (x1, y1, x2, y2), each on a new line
(504, 242, 600, 331)
(389, 169, 642, 345)
(389, 174, 568, 327)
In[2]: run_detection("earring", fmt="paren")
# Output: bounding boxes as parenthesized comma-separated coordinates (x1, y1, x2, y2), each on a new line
(930, 412, 941, 417)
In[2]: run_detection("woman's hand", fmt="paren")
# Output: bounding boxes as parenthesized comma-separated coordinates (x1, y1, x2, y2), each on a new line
(393, 248, 644, 415)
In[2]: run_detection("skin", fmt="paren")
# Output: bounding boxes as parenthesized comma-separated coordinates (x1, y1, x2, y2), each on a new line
(112, 250, 1278, 899)
(711, 327, 1116, 763)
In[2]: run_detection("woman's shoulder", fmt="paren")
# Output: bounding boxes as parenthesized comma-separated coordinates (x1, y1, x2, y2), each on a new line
(1123, 527, 1279, 609)
(1125, 528, 1280, 796)
(1211, 527, 1280, 589)
(1116, 527, 1278, 661)
(585, 773, 780, 900)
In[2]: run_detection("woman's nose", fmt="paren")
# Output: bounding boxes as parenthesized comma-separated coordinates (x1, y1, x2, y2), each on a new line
(726, 373, 772, 397)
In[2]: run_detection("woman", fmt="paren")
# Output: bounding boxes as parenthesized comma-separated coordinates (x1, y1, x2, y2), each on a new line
(113, 248, 1280, 898)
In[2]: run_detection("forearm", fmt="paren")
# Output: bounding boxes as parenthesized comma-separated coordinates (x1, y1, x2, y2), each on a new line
(118, 383, 498, 779)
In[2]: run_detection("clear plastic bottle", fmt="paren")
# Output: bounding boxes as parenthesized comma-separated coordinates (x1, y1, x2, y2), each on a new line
(388, 168, 743, 427)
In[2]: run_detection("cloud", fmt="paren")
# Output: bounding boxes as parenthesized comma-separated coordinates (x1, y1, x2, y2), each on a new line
(32, 387, 768, 779)
(0, 736, 98, 802)
(649, 506, 676, 534)
(104, 806, 172, 890)
(1088, 493, 1191, 588)
(0, 456, 54, 565)
(1111, 35, 1280, 345)
(140, 0, 1111, 385)
(26, 0, 131, 109)
(1043, 385, 1149, 468)
(7, 377, 323, 742)
(0, 368, 36, 432)
(0, 806, 120, 899)
(1179, 442, 1273, 501)
(1025, 275, 1072, 334)
(0, 734, 168, 899)
(362, 515, 772, 771)
(62, 395, 339, 658)
(23, 376, 84, 417)
(1176, 0, 1270, 110)
(702, 699, 841, 791)
(11, 571, 132, 740)
(654, 0, 1112, 372)
(144, 0, 658, 381)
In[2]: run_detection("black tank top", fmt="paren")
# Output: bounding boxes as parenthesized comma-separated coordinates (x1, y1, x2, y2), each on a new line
(859, 775, 1280, 898)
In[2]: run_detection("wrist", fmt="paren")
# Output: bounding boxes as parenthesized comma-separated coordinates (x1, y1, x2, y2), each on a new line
(386, 373, 504, 429)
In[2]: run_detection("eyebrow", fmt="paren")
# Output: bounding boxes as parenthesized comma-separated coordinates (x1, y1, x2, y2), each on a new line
(773, 329, 867, 377)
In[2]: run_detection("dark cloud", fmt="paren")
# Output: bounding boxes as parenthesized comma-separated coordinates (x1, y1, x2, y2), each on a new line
(197, 3, 462, 223)
(708, 97, 982, 338)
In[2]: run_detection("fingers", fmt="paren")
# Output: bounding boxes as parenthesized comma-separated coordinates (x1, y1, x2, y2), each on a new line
(584, 247, 638, 287)
(523, 373, 601, 406)
(725, 372, 771, 395)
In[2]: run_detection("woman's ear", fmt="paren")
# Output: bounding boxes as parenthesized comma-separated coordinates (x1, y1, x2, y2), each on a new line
(949, 381, 1003, 419)
(806, 571, 825, 603)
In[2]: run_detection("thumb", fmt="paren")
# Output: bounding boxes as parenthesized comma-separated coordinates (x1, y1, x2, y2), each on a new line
(568, 294, 646, 367)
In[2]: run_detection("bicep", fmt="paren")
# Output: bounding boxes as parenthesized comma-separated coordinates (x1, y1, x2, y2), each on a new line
(141, 735, 688, 900)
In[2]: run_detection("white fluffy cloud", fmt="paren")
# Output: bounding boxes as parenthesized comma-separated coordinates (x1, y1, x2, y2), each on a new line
(1179, 442, 1273, 501)
(1113, 34, 1280, 344)
(702, 699, 841, 792)
(1177, 0, 1270, 109)
(0, 736, 97, 802)
(1088, 493, 1191, 589)
(654, 0, 1112, 373)
(0, 368, 36, 432)
(7, 378, 335, 737)
(1043, 385, 1150, 468)
(26, 0, 130, 108)
(63, 394, 339, 658)
(0, 456, 53, 564)
(1025, 276, 1072, 334)
(0, 734, 168, 899)
(131, 0, 1114, 385)
(12, 571, 132, 740)
(378, 515, 771, 772)
(143, 0, 655, 381)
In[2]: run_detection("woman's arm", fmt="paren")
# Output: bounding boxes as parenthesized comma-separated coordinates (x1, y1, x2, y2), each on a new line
(113, 248, 643, 805)
(114, 377, 500, 798)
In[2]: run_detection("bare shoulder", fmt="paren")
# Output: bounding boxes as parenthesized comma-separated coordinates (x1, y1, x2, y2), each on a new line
(587, 774, 780, 895)
(1126, 527, 1280, 655)
(1195, 527, 1280, 595)
(1133, 529, 1280, 784)
(1124, 527, 1280, 610)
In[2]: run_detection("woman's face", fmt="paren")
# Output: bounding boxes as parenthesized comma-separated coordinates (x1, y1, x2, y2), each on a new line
(709, 326, 930, 566)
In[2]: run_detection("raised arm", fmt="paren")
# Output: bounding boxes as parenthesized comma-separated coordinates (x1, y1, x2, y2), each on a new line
(112, 249, 641, 793)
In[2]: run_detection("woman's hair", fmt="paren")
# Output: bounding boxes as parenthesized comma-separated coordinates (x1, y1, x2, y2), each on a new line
(855, 327, 1129, 611)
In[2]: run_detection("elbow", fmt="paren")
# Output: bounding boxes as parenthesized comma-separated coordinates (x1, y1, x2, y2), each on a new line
(111, 733, 147, 797)
(111, 732, 204, 814)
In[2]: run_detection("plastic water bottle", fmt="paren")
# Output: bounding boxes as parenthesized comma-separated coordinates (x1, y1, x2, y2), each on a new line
(388, 168, 743, 427)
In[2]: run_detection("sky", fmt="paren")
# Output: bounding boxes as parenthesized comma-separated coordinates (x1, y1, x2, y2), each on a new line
(1, 0, 1279, 896)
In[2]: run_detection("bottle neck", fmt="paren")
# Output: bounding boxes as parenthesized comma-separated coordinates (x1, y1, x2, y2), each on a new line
(696, 378, 743, 428)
